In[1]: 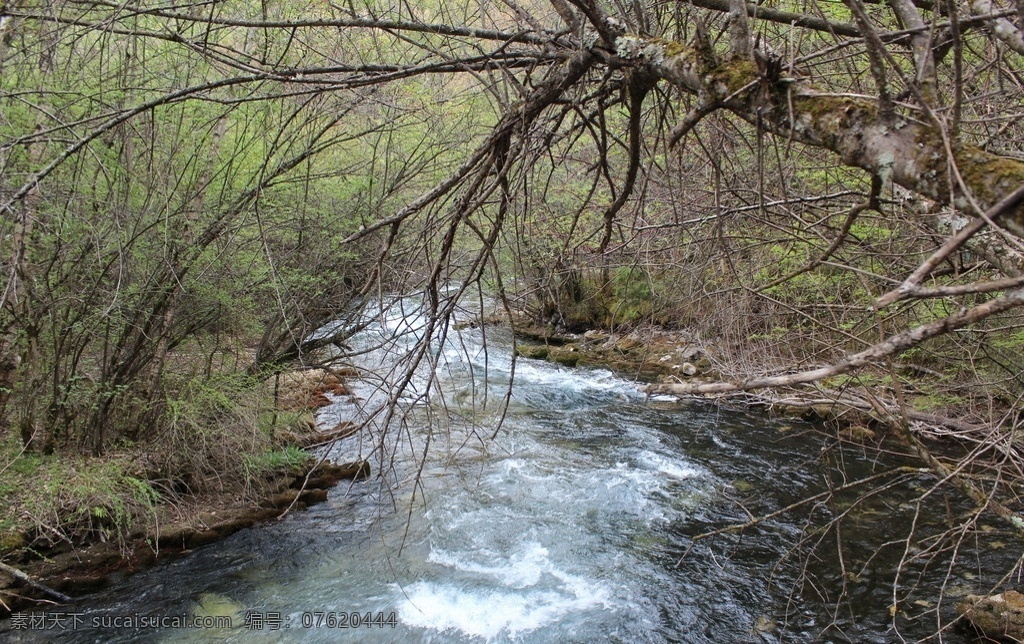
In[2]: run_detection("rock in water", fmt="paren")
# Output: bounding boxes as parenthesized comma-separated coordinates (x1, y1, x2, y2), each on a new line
(957, 589, 1024, 640)
(193, 592, 245, 628)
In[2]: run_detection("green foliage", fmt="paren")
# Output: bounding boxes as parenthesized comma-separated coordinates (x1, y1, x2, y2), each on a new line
(0, 443, 160, 551)
(754, 242, 860, 305)
(849, 221, 893, 244)
(10, 454, 43, 476)
(989, 328, 1024, 351)
(244, 446, 312, 477)
(257, 410, 314, 436)
(910, 390, 965, 412)
(608, 267, 656, 328)
(532, 265, 663, 331)
(0, 0, 486, 457)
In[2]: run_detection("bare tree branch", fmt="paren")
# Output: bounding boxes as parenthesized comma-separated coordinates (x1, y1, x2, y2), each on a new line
(647, 288, 1024, 396)
(972, 0, 1024, 54)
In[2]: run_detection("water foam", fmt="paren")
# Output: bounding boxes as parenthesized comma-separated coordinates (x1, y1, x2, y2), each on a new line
(638, 450, 702, 480)
(396, 531, 614, 639)
(428, 542, 550, 588)
(396, 576, 610, 639)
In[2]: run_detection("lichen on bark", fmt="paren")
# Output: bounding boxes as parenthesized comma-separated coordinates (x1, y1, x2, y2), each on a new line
(614, 32, 1024, 227)
(706, 59, 758, 98)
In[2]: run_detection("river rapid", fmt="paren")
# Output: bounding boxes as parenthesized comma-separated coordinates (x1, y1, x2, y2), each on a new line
(5, 295, 1016, 642)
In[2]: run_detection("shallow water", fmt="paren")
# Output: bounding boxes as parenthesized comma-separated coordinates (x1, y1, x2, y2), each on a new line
(3, 297, 1015, 642)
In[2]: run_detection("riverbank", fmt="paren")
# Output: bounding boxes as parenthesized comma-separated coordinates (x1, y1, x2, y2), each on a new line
(511, 318, 984, 442)
(1, 459, 368, 611)
(0, 368, 368, 615)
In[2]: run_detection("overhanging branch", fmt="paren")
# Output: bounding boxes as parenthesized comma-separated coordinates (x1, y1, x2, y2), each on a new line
(608, 36, 1024, 230)
(647, 288, 1024, 396)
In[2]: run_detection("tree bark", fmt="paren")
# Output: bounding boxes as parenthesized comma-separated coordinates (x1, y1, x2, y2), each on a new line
(605, 36, 1024, 232)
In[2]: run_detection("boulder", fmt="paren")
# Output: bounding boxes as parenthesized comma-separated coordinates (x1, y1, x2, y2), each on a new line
(958, 590, 1024, 640)
(675, 362, 698, 376)
(515, 344, 550, 360)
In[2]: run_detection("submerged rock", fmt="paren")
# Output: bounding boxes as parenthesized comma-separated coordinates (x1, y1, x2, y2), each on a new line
(957, 589, 1024, 640)
(193, 592, 245, 628)
(839, 424, 877, 442)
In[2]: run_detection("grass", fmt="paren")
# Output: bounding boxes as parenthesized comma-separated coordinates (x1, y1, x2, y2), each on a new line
(0, 388, 315, 559)
(244, 446, 313, 478)
(0, 435, 165, 554)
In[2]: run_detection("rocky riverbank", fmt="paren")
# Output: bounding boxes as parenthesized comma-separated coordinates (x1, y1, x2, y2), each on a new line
(513, 323, 712, 380)
(511, 321, 882, 437)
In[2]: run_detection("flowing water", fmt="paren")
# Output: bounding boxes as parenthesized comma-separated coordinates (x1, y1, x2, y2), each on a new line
(3, 296, 1016, 642)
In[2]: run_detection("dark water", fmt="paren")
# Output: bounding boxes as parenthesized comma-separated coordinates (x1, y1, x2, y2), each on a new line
(2, 298, 1015, 642)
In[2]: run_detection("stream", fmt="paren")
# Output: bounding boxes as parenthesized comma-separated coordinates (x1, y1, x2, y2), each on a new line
(4, 295, 1017, 642)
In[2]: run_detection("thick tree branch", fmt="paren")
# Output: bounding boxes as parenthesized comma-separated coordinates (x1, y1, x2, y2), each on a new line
(608, 36, 1024, 231)
(728, 0, 752, 58)
(972, 0, 1024, 54)
(0, 560, 72, 603)
(685, 0, 1020, 52)
(598, 71, 653, 252)
(647, 288, 1024, 396)
(887, 0, 938, 101)
(685, 0, 865, 37)
(846, 0, 897, 117)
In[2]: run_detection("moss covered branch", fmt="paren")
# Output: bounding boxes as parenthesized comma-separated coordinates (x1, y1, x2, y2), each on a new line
(609, 36, 1024, 230)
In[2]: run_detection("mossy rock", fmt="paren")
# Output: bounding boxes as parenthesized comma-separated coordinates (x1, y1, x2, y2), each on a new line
(957, 590, 1024, 640)
(733, 479, 754, 493)
(0, 530, 26, 554)
(808, 404, 837, 421)
(771, 405, 806, 418)
(300, 460, 371, 488)
(515, 345, 550, 360)
(548, 347, 581, 367)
